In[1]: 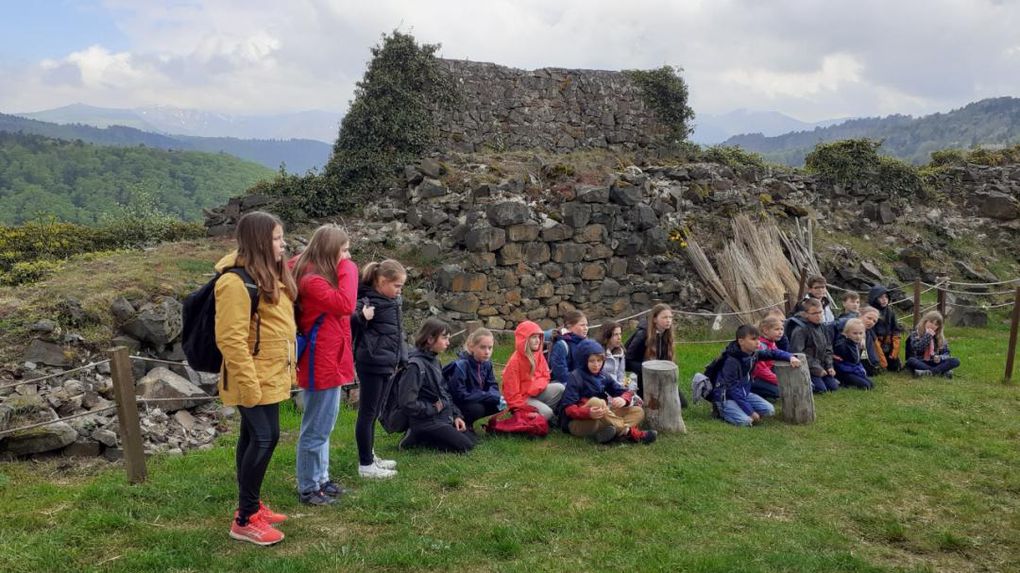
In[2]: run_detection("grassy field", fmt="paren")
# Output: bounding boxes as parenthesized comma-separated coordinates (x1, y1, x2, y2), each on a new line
(2, 317, 1019, 573)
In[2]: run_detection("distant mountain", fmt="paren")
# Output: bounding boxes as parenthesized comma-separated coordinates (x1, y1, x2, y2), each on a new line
(722, 97, 1020, 166)
(0, 113, 332, 173)
(691, 109, 847, 145)
(19, 103, 340, 143)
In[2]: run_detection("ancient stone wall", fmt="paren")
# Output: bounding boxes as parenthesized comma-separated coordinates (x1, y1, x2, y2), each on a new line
(433, 59, 670, 153)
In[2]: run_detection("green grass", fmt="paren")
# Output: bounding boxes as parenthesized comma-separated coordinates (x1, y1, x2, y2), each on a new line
(2, 321, 1019, 572)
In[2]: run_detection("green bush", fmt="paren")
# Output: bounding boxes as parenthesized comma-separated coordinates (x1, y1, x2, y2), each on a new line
(624, 66, 695, 144)
(805, 138, 926, 197)
(0, 259, 64, 286)
(701, 145, 768, 170)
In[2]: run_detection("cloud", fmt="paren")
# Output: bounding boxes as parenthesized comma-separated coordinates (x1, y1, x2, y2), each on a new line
(2, 0, 1020, 123)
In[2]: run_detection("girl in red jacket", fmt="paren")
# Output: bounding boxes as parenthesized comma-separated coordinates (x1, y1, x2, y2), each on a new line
(289, 225, 357, 506)
(500, 321, 564, 421)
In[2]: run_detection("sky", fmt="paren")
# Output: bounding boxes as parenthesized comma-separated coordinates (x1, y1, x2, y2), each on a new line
(1, 0, 1019, 122)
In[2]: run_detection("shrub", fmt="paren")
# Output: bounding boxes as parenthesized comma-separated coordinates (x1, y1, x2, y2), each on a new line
(624, 66, 695, 144)
(805, 138, 926, 197)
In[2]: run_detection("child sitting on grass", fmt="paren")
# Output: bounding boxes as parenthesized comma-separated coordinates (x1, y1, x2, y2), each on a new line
(868, 284, 903, 372)
(833, 318, 874, 390)
(858, 306, 883, 376)
(837, 291, 861, 322)
(560, 339, 656, 443)
(796, 275, 835, 323)
(789, 298, 838, 393)
(749, 316, 786, 400)
(444, 328, 503, 432)
(710, 324, 801, 427)
(905, 310, 961, 378)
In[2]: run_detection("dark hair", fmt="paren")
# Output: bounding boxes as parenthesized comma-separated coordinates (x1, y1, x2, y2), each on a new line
(645, 304, 675, 361)
(800, 298, 823, 312)
(415, 318, 451, 350)
(598, 320, 622, 350)
(562, 310, 586, 328)
(807, 275, 827, 288)
(842, 291, 860, 302)
(736, 324, 760, 339)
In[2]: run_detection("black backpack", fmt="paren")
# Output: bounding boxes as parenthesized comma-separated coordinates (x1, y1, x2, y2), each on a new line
(181, 268, 260, 374)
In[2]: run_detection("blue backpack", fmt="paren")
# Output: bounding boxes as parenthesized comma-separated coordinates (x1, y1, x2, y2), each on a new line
(295, 312, 326, 390)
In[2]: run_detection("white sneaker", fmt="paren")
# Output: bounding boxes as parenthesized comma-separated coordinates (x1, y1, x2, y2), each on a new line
(358, 463, 397, 479)
(373, 452, 397, 470)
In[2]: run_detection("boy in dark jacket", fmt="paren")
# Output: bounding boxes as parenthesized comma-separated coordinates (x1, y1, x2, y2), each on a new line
(789, 298, 839, 393)
(794, 275, 836, 323)
(560, 339, 656, 444)
(868, 284, 903, 371)
(710, 324, 801, 426)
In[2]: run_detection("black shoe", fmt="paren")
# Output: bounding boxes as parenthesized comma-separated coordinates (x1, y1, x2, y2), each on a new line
(299, 489, 336, 506)
(592, 426, 617, 444)
(640, 429, 658, 444)
(942, 371, 953, 379)
(319, 480, 345, 498)
(399, 430, 417, 450)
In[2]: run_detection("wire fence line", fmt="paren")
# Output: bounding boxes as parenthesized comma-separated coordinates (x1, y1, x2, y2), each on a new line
(0, 405, 117, 438)
(0, 359, 111, 392)
(939, 277, 1020, 288)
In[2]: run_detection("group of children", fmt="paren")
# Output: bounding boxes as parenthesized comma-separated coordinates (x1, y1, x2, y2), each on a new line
(212, 212, 961, 546)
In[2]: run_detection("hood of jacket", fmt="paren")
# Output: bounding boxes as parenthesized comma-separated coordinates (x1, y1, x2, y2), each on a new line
(215, 251, 240, 273)
(868, 284, 889, 307)
(514, 320, 544, 355)
(571, 339, 605, 378)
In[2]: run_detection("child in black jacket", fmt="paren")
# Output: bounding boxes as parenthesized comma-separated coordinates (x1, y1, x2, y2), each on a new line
(788, 298, 838, 393)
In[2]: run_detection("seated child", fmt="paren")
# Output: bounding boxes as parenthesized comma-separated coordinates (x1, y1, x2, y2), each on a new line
(625, 304, 687, 406)
(444, 328, 503, 431)
(598, 320, 628, 388)
(501, 321, 565, 421)
(832, 318, 874, 390)
(749, 316, 786, 400)
(795, 275, 835, 323)
(789, 298, 839, 393)
(548, 310, 589, 384)
(837, 291, 861, 322)
(398, 319, 475, 453)
(867, 284, 903, 371)
(710, 324, 801, 427)
(858, 306, 882, 376)
(559, 339, 656, 443)
(765, 307, 790, 351)
(905, 310, 961, 378)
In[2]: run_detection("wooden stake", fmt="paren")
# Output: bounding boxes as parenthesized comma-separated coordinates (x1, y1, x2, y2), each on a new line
(913, 278, 921, 326)
(776, 353, 815, 424)
(109, 347, 147, 484)
(641, 360, 686, 434)
(795, 267, 808, 306)
(1005, 286, 1020, 383)
(937, 282, 947, 317)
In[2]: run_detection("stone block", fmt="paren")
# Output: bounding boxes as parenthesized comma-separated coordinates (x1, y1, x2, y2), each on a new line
(507, 223, 541, 242)
(497, 243, 525, 265)
(524, 242, 552, 264)
(445, 293, 481, 314)
(575, 224, 607, 243)
(561, 202, 592, 229)
(541, 223, 574, 241)
(576, 186, 610, 203)
(414, 178, 448, 199)
(135, 367, 208, 412)
(552, 243, 587, 263)
(464, 225, 507, 252)
(610, 184, 642, 206)
(581, 263, 606, 280)
(584, 244, 614, 261)
(486, 201, 532, 227)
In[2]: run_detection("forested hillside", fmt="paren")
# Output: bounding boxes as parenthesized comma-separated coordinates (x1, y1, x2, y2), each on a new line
(0, 113, 332, 173)
(0, 132, 273, 224)
(724, 97, 1020, 166)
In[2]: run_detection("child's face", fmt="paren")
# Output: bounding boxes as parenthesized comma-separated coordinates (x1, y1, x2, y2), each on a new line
(587, 354, 605, 375)
(654, 310, 674, 332)
(924, 319, 941, 334)
(738, 335, 760, 354)
(430, 332, 450, 354)
(877, 293, 889, 308)
(846, 325, 865, 344)
(809, 283, 827, 299)
(803, 307, 824, 325)
(272, 225, 286, 262)
(528, 334, 543, 352)
(763, 325, 784, 342)
(377, 274, 405, 299)
(861, 312, 878, 329)
(338, 242, 351, 262)
(844, 298, 860, 313)
(469, 336, 494, 362)
(608, 327, 622, 349)
(569, 317, 589, 337)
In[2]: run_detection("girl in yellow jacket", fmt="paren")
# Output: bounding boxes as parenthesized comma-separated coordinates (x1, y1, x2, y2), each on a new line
(216, 211, 298, 546)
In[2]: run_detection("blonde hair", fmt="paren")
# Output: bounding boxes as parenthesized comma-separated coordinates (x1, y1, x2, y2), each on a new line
(524, 334, 537, 375)
(293, 224, 349, 288)
(843, 318, 865, 335)
(759, 316, 783, 331)
(361, 259, 406, 287)
(465, 327, 494, 350)
(234, 211, 296, 304)
(916, 310, 946, 349)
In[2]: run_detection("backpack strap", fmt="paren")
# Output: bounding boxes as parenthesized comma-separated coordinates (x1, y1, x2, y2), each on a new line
(306, 313, 327, 391)
(225, 267, 261, 356)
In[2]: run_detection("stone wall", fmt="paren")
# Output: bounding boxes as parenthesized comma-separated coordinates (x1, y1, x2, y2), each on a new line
(433, 59, 670, 153)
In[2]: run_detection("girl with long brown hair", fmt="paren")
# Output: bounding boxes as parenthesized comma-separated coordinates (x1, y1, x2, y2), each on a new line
(625, 304, 686, 405)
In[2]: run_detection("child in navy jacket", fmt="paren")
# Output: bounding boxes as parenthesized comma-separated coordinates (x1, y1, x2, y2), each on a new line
(559, 339, 656, 444)
(832, 318, 874, 390)
(548, 310, 588, 384)
(444, 328, 503, 430)
(711, 324, 801, 427)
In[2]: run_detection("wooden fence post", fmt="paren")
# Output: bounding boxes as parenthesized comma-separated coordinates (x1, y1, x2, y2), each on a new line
(109, 346, 147, 484)
(913, 278, 922, 326)
(783, 290, 792, 315)
(641, 360, 686, 434)
(795, 267, 808, 306)
(776, 353, 815, 424)
(1005, 286, 1020, 383)
(937, 281, 947, 317)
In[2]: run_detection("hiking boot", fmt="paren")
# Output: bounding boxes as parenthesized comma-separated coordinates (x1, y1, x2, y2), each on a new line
(913, 369, 932, 378)
(398, 430, 418, 451)
(358, 463, 397, 479)
(319, 480, 345, 498)
(628, 427, 657, 444)
(234, 501, 287, 525)
(230, 513, 284, 546)
(298, 489, 336, 506)
(592, 425, 618, 444)
(373, 452, 397, 470)
(941, 371, 953, 379)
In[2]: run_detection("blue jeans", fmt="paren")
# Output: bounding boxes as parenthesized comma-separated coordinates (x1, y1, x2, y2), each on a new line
(720, 394, 775, 427)
(907, 357, 961, 376)
(296, 386, 341, 494)
(811, 375, 839, 393)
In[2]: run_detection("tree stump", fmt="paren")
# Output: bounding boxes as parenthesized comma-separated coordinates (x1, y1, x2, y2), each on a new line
(641, 360, 687, 433)
(776, 353, 815, 424)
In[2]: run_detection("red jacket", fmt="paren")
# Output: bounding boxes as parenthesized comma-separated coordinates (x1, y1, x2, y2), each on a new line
(751, 337, 780, 385)
(501, 321, 552, 410)
(290, 256, 358, 390)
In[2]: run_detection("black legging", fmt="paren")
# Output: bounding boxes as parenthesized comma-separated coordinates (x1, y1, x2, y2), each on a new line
(403, 423, 476, 453)
(355, 369, 388, 466)
(236, 403, 280, 525)
(837, 372, 874, 390)
(459, 401, 500, 428)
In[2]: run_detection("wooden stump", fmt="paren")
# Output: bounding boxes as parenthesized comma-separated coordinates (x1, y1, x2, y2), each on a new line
(641, 360, 687, 434)
(776, 353, 815, 424)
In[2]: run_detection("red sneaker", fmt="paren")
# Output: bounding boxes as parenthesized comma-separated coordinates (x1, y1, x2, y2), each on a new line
(257, 501, 287, 524)
(628, 427, 657, 444)
(229, 513, 284, 546)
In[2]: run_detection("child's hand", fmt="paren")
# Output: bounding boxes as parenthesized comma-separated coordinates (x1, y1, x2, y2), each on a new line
(454, 417, 466, 432)
(750, 412, 761, 424)
(789, 356, 802, 368)
(933, 355, 942, 364)
(434, 400, 443, 412)
(589, 405, 607, 419)
(926, 326, 937, 336)
(609, 396, 626, 409)
(827, 368, 836, 377)
(363, 305, 375, 320)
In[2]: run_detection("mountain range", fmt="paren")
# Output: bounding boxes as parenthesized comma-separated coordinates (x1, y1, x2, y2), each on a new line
(691, 109, 847, 144)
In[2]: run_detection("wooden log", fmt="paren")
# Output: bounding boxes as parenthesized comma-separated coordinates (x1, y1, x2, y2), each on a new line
(641, 360, 686, 434)
(109, 346, 147, 484)
(776, 353, 815, 425)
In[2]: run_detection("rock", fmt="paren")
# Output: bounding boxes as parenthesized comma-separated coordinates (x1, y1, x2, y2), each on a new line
(486, 201, 532, 227)
(110, 335, 141, 353)
(185, 366, 220, 395)
(576, 186, 610, 204)
(954, 261, 999, 284)
(552, 243, 587, 264)
(892, 262, 920, 282)
(609, 185, 642, 206)
(523, 242, 551, 264)
(110, 297, 136, 323)
(631, 205, 658, 230)
(63, 439, 102, 458)
(414, 178, 448, 200)
(121, 297, 183, 347)
(419, 158, 443, 179)
(29, 320, 57, 334)
(898, 247, 925, 271)
(173, 410, 197, 432)
(497, 243, 524, 265)
(92, 428, 119, 447)
(437, 267, 488, 292)
(971, 190, 1019, 220)
(464, 225, 507, 252)
(949, 305, 989, 328)
(445, 293, 481, 314)
(404, 164, 423, 185)
(135, 367, 208, 412)
(541, 223, 574, 242)
(575, 224, 607, 243)
(580, 263, 606, 281)
(23, 339, 70, 367)
(506, 223, 540, 242)
(878, 202, 896, 224)
(1, 400, 77, 455)
(561, 202, 592, 229)
(860, 261, 885, 282)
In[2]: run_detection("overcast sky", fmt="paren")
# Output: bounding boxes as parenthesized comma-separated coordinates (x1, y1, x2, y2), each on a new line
(1, 0, 1019, 122)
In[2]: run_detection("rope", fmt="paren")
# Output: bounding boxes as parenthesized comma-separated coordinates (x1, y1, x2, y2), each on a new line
(942, 277, 1020, 287)
(824, 284, 871, 295)
(943, 300, 1016, 310)
(0, 405, 117, 438)
(0, 360, 110, 391)
(129, 356, 189, 367)
(926, 286, 1018, 297)
(673, 298, 788, 318)
(136, 396, 218, 404)
(677, 338, 733, 345)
